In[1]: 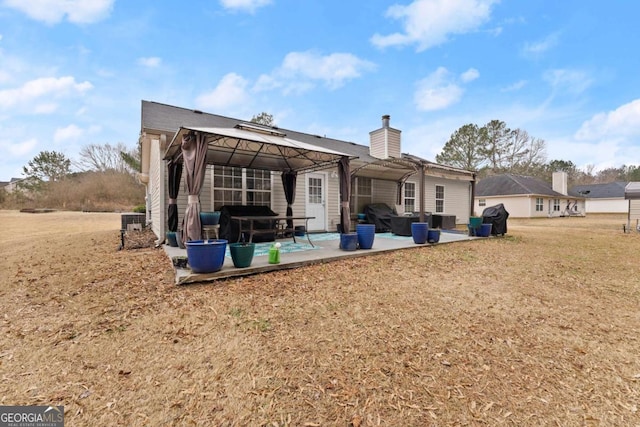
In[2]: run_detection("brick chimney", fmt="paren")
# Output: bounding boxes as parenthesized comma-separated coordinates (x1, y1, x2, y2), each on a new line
(552, 171, 568, 195)
(369, 115, 401, 159)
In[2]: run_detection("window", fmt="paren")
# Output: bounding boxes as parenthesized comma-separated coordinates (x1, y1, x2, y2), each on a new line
(478, 199, 486, 207)
(535, 197, 544, 212)
(553, 199, 560, 212)
(404, 182, 416, 213)
(435, 185, 445, 213)
(212, 166, 271, 210)
(351, 177, 372, 214)
(246, 169, 271, 206)
(307, 177, 323, 204)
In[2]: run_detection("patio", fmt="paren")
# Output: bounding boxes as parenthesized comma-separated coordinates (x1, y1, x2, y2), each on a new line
(164, 229, 479, 285)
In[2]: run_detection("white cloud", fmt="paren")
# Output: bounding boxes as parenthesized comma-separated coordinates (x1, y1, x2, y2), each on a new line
(219, 0, 272, 13)
(137, 57, 162, 68)
(54, 124, 84, 143)
(254, 50, 376, 94)
(34, 103, 59, 114)
(522, 32, 559, 58)
(460, 68, 479, 83)
(196, 73, 249, 110)
(414, 67, 478, 111)
(501, 80, 527, 92)
(371, 0, 499, 51)
(0, 76, 93, 111)
(1, 137, 38, 157)
(2, 0, 114, 24)
(575, 99, 640, 141)
(543, 68, 593, 95)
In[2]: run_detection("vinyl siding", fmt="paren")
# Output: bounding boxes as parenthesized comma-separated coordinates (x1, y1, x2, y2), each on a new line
(422, 177, 471, 225)
(475, 196, 530, 218)
(629, 200, 640, 220)
(585, 198, 628, 213)
(475, 196, 584, 218)
(149, 136, 164, 239)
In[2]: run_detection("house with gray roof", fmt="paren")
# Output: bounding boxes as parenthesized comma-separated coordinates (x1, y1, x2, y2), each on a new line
(139, 101, 476, 242)
(474, 172, 585, 218)
(1, 178, 25, 193)
(569, 182, 628, 213)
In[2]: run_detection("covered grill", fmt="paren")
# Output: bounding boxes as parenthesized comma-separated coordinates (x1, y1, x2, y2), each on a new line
(482, 203, 509, 236)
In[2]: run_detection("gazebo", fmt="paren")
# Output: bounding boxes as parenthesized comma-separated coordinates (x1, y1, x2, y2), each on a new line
(162, 123, 354, 244)
(624, 182, 640, 231)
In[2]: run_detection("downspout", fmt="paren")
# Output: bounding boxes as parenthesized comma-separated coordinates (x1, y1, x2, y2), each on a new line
(470, 172, 476, 217)
(158, 134, 167, 245)
(138, 133, 151, 225)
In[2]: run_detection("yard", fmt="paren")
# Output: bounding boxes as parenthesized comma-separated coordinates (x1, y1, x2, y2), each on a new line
(0, 210, 638, 426)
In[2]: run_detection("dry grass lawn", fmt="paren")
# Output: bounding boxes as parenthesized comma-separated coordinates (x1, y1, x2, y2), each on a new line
(0, 210, 639, 426)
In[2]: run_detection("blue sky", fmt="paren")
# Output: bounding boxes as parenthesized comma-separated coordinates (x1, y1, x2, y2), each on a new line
(1, 0, 639, 181)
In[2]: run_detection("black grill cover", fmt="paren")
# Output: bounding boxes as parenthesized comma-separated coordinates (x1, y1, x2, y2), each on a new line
(363, 203, 395, 232)
(482, 203, 509, 236)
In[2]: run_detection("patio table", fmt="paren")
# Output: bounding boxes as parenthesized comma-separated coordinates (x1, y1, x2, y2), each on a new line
(230, 215, 316, 246)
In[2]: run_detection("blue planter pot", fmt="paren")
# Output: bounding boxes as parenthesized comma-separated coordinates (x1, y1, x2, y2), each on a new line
(166, 231, 179, 247)
(411, 222, 429, 244)
(186, 239, 227, 273)
(340, 233, 358, 251)
(356, 223, 375, 249)
(427, 229, 441, 243)
(477, 223, 492, 237)
(200, 211, 221, 226)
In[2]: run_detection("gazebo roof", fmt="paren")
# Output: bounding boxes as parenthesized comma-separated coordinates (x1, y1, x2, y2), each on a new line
(164, 124, 353, 173)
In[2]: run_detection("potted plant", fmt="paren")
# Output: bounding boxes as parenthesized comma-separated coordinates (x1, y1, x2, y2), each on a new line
(427, 228, 441, 243)
(229, 234, 255, 268)
(186, 239, 227, 273)
(411, 222, 429, 244)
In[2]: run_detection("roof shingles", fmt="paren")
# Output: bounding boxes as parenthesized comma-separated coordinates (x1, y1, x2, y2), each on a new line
(476, 174, 567, 197)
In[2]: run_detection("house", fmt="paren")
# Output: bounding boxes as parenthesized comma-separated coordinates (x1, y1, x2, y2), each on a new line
(139, 101, 476, 243)
(1, 178, 25, 193)
(568, 182, 628, 213)
(474, 172, 585, 218)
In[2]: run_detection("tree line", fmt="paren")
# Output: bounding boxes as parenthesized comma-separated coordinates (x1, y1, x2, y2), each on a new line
(435, 119, 640, 185)
(2, 142, 144, 211)
(3, 112, 273, 209)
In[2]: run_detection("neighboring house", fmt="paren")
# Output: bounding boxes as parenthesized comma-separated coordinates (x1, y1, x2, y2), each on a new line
(139, 101, 476, 242)
(568, 182, 628, 213)
(474, 172, 585, 218)
(1, 178, 25, 193)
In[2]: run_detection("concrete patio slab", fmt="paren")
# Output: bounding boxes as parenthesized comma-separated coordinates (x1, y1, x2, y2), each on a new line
(164, 230, 480, 285)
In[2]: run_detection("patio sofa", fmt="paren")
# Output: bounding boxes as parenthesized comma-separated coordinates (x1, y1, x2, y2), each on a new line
(218, 205, 279, 243)
(390, 213, 432, 236)
(363, 203, 396, 232)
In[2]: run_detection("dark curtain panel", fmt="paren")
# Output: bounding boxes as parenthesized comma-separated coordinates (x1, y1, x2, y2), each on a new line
(338, 156, 351, 233)
(180, 131, 208, 243)
(396, 181, 403, 206)
(167, 159, 183, 232)
(281, 170, 297, 231)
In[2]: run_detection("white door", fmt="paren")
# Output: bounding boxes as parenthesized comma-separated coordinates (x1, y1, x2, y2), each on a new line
(306, 173, 326, 231)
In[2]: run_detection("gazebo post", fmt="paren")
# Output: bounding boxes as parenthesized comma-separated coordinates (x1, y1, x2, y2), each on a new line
(419, 163, 426, 223)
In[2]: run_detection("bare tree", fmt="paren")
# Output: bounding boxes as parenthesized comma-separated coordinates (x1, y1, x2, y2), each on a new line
(77, 143, 137, 173)
(505, 129, 546, 172)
